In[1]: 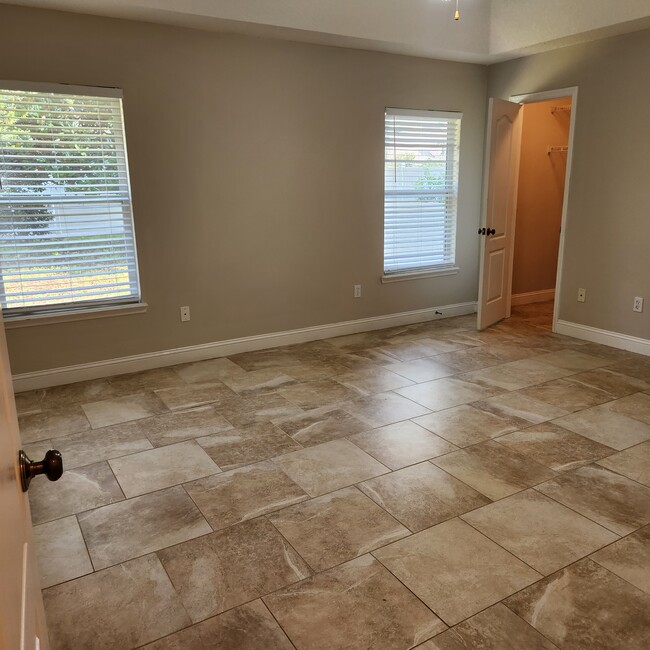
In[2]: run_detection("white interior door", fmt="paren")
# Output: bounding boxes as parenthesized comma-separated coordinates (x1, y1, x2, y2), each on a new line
(477, 98, 522, 330)
(0, 313, 49, 650)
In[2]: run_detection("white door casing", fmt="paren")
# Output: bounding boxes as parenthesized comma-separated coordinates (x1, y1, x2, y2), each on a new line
(477, 98, 522, 330)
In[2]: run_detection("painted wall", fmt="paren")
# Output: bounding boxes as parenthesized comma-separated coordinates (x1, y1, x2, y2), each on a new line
(489, 29, 650, 340)
(0, 4, 488, 374)
(512, 97, 571, 297)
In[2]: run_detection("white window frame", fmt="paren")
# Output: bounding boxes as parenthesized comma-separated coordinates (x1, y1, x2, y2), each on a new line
(382, 107, 462, 282)
(0, 81, 142, 321)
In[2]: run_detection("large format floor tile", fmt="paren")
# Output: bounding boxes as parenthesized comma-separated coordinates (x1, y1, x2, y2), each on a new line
(422, 603, 558, 650)
(19, 404, 91, 443)
(506, 559, 650, 649)
(273, 439, 389, 496)
(432, 440, 556, 500)
(276, 406, 369, 446)
(462, 490, 618, 575)
(158, 518, 311, 622)
(395, 377, 502, 411)
(597, 440, 650, 485)
(142, 600, 294, 650)
(359, 462, 489, 532)
(184, 461, 308, 530)
(461, 358, 572, 391)
(82, 392, 169, 428)
(473, 392, 569, 426)
(268, 486, 409, 571)
(78, 486, 211, 570)
(264, 555, 446, 650)
(43, 554, 190, 650)
(536, 465, 650, 535)
(373, 518, 541, 625)
(341, 391, 431, 427)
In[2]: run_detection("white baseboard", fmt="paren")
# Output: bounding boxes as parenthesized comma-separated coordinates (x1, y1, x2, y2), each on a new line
(556, 319, 650, 357)
(12, 301, 478, 392)
(511, 289, 555, 306)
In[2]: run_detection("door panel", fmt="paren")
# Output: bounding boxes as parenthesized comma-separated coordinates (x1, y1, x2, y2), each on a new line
(0, 314, 48, 650)
(478, 98, 522, 330)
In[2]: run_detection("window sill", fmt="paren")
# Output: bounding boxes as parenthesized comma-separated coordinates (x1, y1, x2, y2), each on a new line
(381, 267, 459, 283)
(3, 302, 148, 329)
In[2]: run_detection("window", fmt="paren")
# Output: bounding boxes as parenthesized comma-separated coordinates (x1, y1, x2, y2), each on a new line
(0, 83, 140, 317)
(384, 108, 462, 277)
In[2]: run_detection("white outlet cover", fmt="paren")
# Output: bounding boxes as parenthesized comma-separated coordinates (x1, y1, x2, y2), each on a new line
(633, 297, 644, 313)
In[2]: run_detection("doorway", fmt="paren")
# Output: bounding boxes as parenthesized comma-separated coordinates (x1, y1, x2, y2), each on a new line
(510, 96, 572, 331)
(477, 87, 578, 332)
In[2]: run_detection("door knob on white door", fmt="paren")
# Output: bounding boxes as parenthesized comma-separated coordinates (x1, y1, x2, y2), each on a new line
(19, 449, 63, 491)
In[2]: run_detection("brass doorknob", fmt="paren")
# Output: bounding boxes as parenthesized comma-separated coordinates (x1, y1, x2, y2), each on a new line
(19, 449, 63, 492)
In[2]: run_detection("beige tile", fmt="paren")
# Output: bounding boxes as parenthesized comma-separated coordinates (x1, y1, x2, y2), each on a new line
(273, 439, 388, 497)
(141, 600, 294, 650)
(414, 404, 520, 447)
(535, 348, 613, 372)
(82, 392, 168, 428)
(29, 461, 124, 525)
(276, 406, 369, 446)
(184, 461, 308, 530)
(264, 555, 446, 650)
(133, 405, 234, 446)
(154, 382, 236, 410)
(109, 441, 221, 497)
(506, 559, 650, 650)
(197, 421, 302, 471)
(44, 554, 190, 650)
(217, 393, 303, 427)
(463, 490, 618, 575)
(591, 525, 650, 594)
(52, 423, 153, 469)
(607, 392, 650, 424)
(432, 440, 556, 500)
(396, 377, 502, 411)
(342, 391, 430, 427)
(385, 357, 455, 382)
(349, 421, 457, 469)
(553, 405, 650, 450)
(373, 518, 541, 625)
(33, 516, 93, 588)
(334, 367, 415, 395)
(42, 378, 118, 408)
(597, 441, 650, 485)
(158, 518, 311, 622)
(360, 462, 490, 532)
(610, 357, 650, 383)
(221, 367, 297, 395)
(461, 359, 572, 391)
(473, 392, 569, 426)
(173, 357, 245, 384)
(19, 404, 90, 444)
(78, 486, 211, 570)
(422, 603, 558, 650)
(281, 359, 349, 381)
(278, 378, 359, 408)
(536, 464, 650, 535)
(269, 486, 409, 571)
(108, 367, 185, 393)
(228, 347, 305, 371)
(14, 389, 44, 416)
(382, 337, 467, 361)
(565, 367, 650, 398)
(517, 378, 615, 413)
(497, 422, 614, 472)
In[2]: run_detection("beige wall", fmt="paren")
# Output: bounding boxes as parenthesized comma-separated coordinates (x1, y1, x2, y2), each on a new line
(0, 5, 488, 375)
(512, 97, 571, 296)
(489, 29, 650, 339)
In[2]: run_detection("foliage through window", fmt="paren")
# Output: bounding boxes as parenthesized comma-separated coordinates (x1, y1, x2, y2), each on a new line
(384, 108, 461, 275)
(0, 83, 140, 316)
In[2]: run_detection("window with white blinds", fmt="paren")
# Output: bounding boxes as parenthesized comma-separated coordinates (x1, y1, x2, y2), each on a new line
(0, 83, 140, 316)
(384, 108, 462, 275)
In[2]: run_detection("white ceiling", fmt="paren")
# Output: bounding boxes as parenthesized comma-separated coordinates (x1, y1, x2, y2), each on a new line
(4, 0, 650, 63)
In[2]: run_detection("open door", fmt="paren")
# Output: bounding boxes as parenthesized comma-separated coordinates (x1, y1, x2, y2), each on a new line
(0, 314, 51, 650)
(477, 98, 522, 330)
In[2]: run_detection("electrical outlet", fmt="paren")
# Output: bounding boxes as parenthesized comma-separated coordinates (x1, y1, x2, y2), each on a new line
(353, 285, 362, 298)
(577, 288, 586, 303)
(180, 306, 191, 322)
(633, 297, 644, 313)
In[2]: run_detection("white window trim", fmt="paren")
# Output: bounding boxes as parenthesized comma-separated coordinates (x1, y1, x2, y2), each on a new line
(381, 266, 459, 283)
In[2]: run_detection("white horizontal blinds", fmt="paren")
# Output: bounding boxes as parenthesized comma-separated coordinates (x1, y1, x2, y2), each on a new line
(384, 108, 461, 274)
(0, 87, 140, 314)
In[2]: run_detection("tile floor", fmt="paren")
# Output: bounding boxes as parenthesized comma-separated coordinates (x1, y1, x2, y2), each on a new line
(19, 302, 650, 649)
